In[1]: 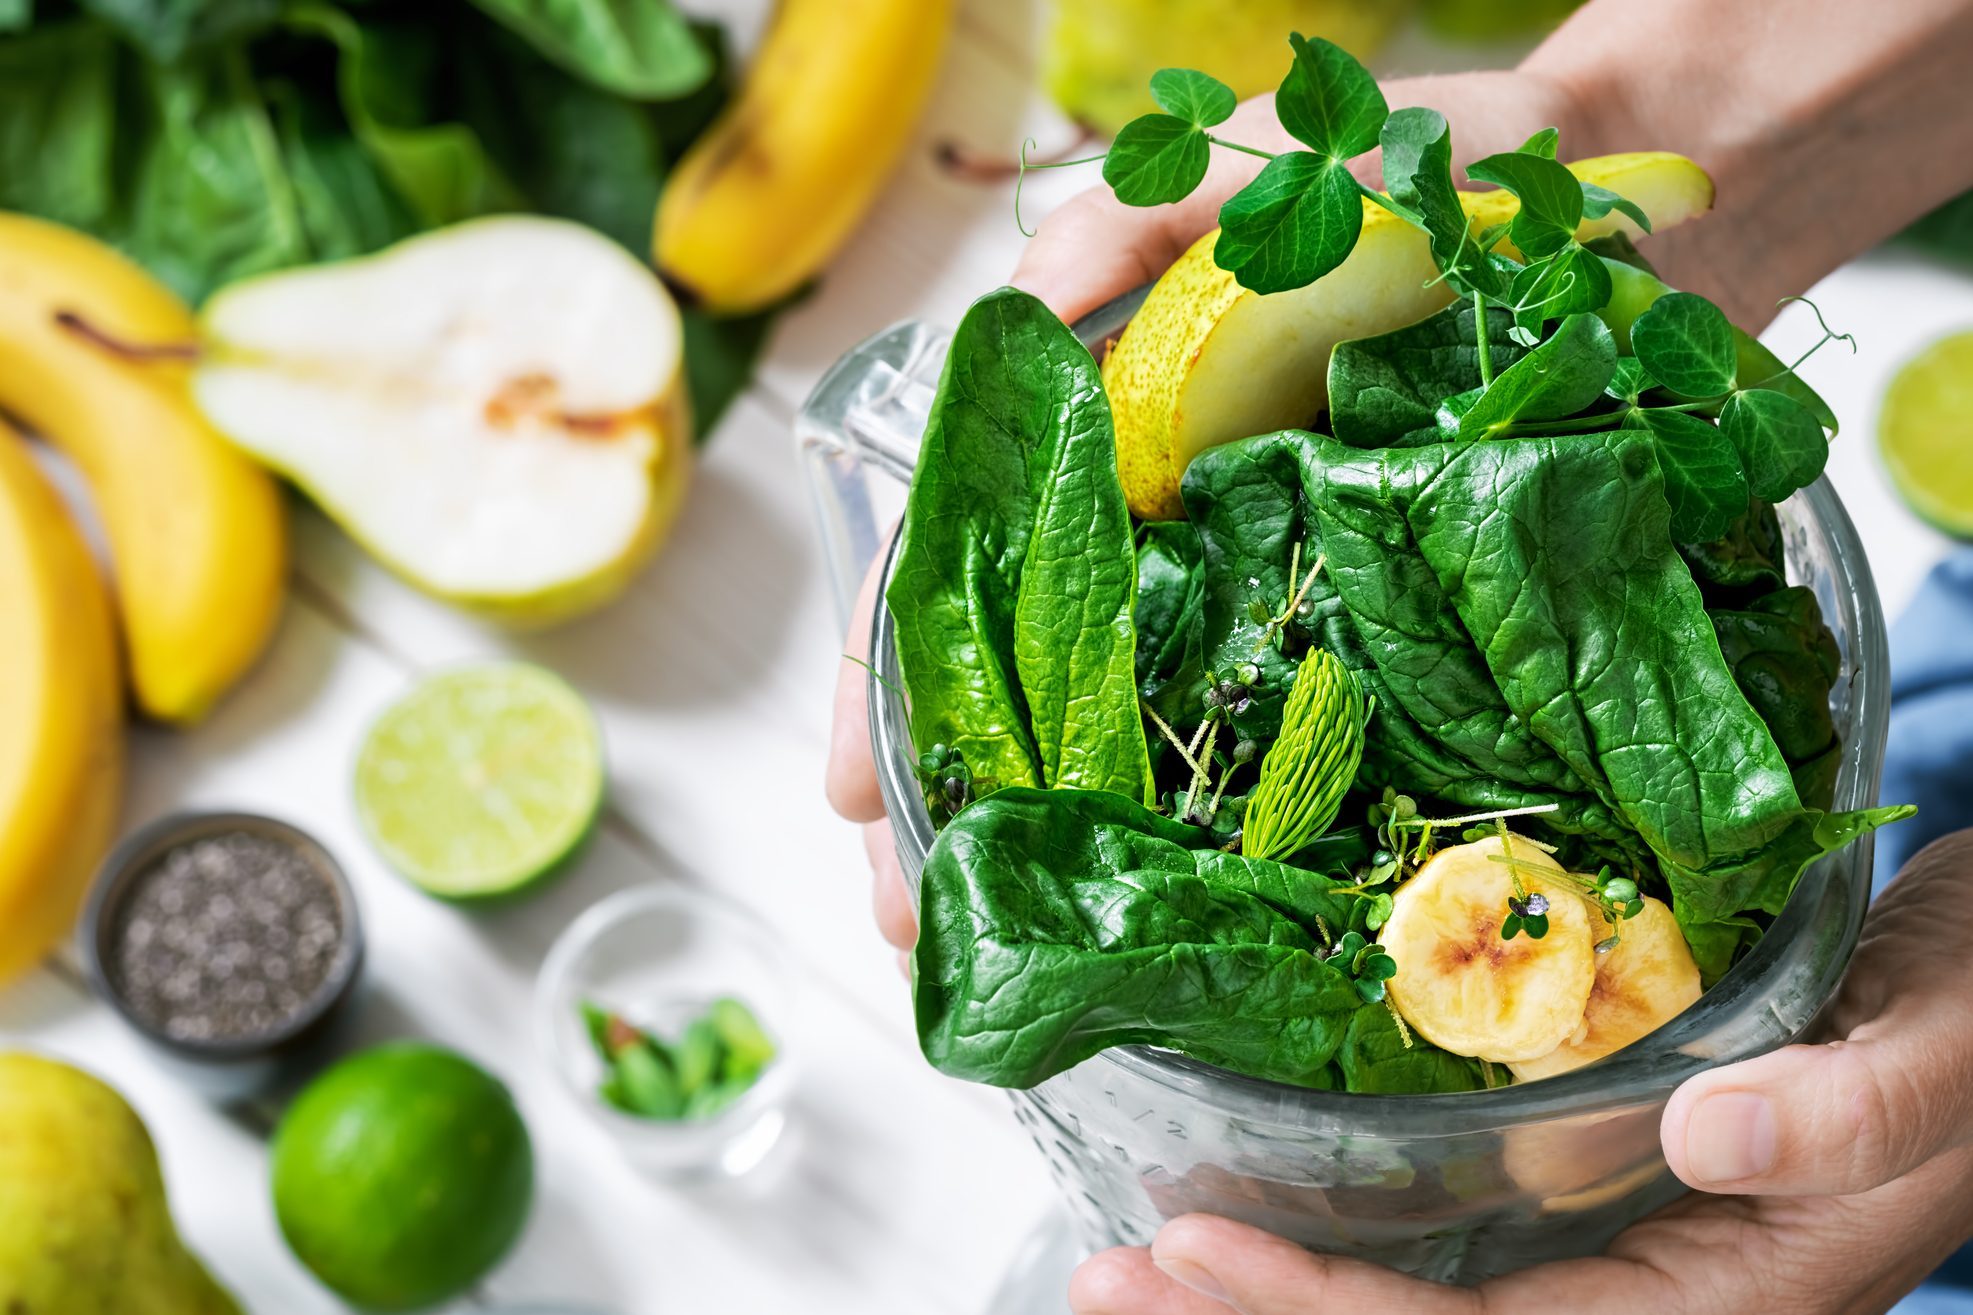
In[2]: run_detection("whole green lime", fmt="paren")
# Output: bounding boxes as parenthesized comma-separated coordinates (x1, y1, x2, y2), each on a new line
(271, 1043, 533, 1311)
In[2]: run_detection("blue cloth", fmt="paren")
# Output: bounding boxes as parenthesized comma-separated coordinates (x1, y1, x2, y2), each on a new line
(1874, 550, 1973, 1309)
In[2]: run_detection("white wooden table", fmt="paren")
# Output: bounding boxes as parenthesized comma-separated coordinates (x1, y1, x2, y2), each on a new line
(1, 6, 1966, 1312)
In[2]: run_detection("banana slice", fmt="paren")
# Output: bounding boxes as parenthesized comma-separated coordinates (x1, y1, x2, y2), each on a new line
(1382, 834, 1595, 1063)
(1509, 895, 1701, 1082)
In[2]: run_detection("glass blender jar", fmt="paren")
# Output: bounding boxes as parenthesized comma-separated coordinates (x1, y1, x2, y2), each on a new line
(796, 290, 1893, 1285)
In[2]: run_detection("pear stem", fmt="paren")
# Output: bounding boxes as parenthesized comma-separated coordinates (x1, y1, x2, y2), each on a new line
(55, 311, 201, 363)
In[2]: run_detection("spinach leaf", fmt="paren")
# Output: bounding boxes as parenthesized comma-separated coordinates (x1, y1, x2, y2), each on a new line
(1185, 428, 1903, 967)
(1710, 586, 1842, 810)
(465, 0, 712, 100)
(1458, 312, 1617, 439)
(914, 787, 1366, 1088)
(1327, 300, 1526, 448)
(1133, 522, 1206, 721)
(887, 287, 1150, 803)
(1678, 500, 1787, 606)
(76, 0, 278, 62)
(1336, 1002, 1487, 1094)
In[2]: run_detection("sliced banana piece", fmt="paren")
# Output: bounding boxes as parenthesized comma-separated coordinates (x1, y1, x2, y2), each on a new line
(1509, 895, 1701, 1082)
(1382, 834, 1595, 1063)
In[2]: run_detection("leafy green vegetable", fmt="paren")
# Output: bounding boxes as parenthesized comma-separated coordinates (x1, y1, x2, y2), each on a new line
(1148, 66, 1236, 127)
(1720, 388, 1829, 501)
(914, 787, 1367, 1088)
(466, 0, 711, 100)
(1336, 1002, 1487, 1094)
(1272, 31, 1387, 159)
(1133, 522, 1206, 726)
(1624, 407, 1748, 542)
(887, 288, 1150, 804)
(584, 996, 776, 1122)
(1458, 312, 1617, 438)
(1103, 113, 1211, 207)
(1464, 144, 1582, 259)
(1327, 301, 1529, 447)
(1631, 291, 1739, 397)
(0, 1, 771, 442)
(1213, 150, 1362, 295)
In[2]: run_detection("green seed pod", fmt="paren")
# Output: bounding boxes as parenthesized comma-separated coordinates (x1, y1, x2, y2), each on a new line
(1241, 648, 1367, 863)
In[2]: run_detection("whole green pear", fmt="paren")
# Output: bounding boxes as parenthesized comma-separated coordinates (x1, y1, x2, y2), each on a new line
(0, 1051, 243, 1315)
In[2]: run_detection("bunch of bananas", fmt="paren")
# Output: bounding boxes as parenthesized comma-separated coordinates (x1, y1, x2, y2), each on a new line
(0, 213, 287, 985)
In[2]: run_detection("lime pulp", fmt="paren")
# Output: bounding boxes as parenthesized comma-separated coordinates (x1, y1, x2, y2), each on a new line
(354, 662, 603, 898)
(1879, 330, 1973, 537)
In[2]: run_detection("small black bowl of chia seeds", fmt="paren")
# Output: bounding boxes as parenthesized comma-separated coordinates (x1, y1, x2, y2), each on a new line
(82, 812, 364, 1097)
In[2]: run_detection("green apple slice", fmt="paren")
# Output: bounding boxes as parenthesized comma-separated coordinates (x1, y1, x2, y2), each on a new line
(192, 216, 691, 624)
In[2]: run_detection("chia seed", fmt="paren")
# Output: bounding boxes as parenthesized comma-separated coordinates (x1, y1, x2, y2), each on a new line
(109, 831, 344, 1043)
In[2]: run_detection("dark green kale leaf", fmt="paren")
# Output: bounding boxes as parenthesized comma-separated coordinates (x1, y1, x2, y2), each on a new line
(913, 787, 1367, 1089)
(887, 287, 1150, 805)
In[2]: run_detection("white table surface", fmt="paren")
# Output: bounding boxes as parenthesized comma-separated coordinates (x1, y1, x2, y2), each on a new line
(2, 6, 1967, 1313)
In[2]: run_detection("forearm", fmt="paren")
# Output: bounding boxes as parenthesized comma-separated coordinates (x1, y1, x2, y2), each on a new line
(1527, 0, 1973, 327)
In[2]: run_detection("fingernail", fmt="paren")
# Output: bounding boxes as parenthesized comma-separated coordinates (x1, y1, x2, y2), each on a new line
(1685, 1091, 1777, 1184)
(1154, 1257, 1231, 1303)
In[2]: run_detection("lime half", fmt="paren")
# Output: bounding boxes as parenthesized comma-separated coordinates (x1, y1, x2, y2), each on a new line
(1880, 331, 1973, 536)
(355, 663, 603, 899)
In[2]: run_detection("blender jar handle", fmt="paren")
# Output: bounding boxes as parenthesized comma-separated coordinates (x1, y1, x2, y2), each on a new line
(794, 320, 950, 630)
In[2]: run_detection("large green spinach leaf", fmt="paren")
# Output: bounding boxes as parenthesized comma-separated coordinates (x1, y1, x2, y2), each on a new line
(1183, 427, 1903, 969)
(1336, 1000, 1487, 1094)
(465, 0, 710, 100)
(914, 787, 1366, 1088)
(1326, 300, 1527, 448)
(887, 288, 1151, 803)
(1133, 521, 1207, 725)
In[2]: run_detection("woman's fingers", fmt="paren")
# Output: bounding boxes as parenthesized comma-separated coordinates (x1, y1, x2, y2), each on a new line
(1069, 1244, 1252, 1315)
(863, 817, 917, 950)
(1661, 830, 1973, 1197)
(1148, 1216, 1480, 1315)
(826, 538, 892, 825)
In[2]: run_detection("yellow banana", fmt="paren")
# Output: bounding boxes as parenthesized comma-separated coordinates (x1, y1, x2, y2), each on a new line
(1382, 834, 1596, 1064)
(1509, 895, 1701, 1082)
(0, 213, 286, 723)
(655, 0, 956, 314)
(0, 419, 123, 985)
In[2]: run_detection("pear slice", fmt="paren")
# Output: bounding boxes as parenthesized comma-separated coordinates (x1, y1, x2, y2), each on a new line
(1103, 152, 1715, 520)
(193, 216, 691, 624)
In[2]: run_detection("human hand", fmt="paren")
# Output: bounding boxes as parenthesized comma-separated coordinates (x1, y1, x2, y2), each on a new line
(1066, 830, 1973, 1314)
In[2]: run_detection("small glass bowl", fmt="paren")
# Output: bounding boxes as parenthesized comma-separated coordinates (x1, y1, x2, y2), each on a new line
(534, 885, 797, 1182)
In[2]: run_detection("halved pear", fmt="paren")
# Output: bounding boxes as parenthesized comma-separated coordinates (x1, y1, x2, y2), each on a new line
(193, 216, 691, 624)
(1103, 153, 1715, 520)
